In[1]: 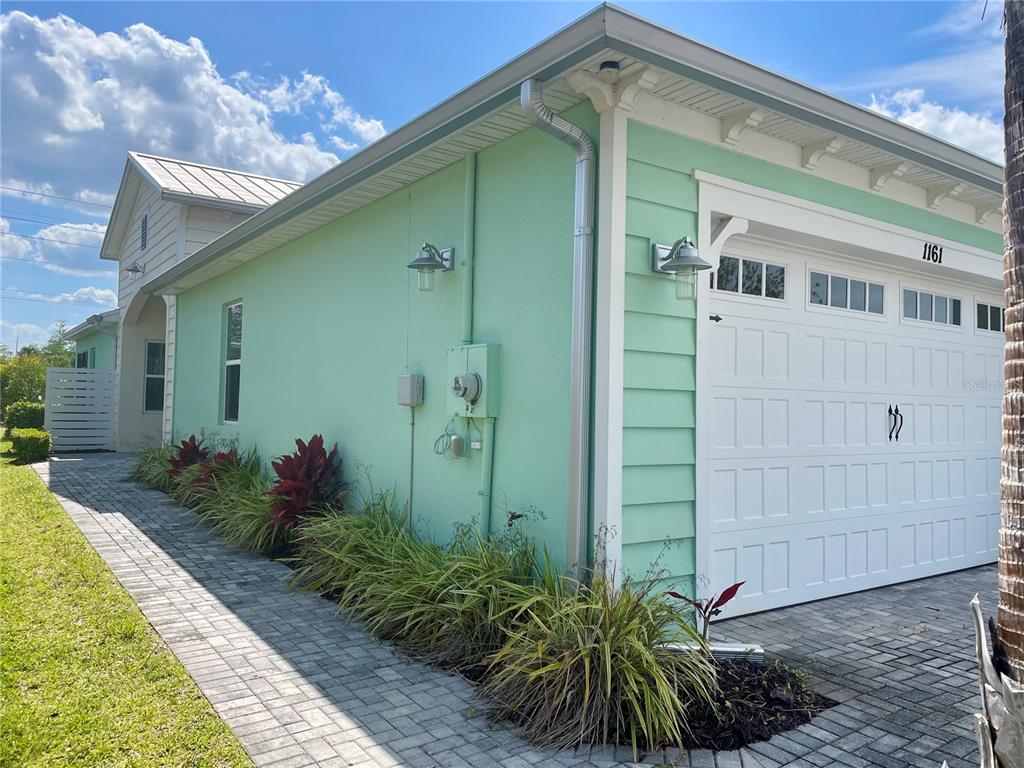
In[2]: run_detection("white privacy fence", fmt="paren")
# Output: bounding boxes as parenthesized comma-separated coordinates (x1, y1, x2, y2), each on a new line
(44, 368, 116, 451)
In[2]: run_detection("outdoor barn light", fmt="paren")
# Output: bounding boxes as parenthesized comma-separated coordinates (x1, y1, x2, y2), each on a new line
(125, 261, 145, 275)
(407, 243, 454, 292)
(652, 237, 711, 300)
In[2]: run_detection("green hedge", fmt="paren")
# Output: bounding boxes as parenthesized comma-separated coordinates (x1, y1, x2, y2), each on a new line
(5, 401, 45, 431)
(10, 428, 51, 463)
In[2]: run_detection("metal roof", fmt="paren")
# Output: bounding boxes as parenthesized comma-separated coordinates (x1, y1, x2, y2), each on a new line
(128, 152, 303, 210)
(143, 3, 1004, 295)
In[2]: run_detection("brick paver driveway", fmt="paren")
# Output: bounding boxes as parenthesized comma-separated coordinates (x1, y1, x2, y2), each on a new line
(37, 454, 995, 768)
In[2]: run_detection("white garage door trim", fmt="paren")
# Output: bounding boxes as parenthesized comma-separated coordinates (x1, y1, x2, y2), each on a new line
(693, 176, 1002, 618)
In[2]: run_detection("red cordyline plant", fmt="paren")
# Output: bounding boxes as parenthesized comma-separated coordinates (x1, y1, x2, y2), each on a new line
(168, 434, 211, 476)
(667, 581, 744, 642)
(196, 448, 239, 487)
(268, 434, 343, 529)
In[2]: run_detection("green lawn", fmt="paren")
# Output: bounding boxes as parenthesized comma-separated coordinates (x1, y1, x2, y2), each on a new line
(0, 452, 253, 767)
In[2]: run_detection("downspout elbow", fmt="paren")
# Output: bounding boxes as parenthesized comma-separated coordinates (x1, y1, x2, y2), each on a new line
(520, 79, 596, 162)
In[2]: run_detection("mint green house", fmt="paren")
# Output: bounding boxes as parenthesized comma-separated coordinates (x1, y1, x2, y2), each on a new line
(127, 5, 1003, 616)
(67, 310, 119, 370)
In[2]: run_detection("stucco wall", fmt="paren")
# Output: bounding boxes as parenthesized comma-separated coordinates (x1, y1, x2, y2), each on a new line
(172, 104, 598, 561)
(74, 329, 115, 370)
(622, 119, 1004, 596)
(118, 295, 166, 449)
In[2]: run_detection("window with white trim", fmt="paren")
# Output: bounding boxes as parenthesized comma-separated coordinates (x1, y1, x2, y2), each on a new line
(224, 302, 242, 422)
(144, 341, 165, 412)
(977, 302, 1005, 333)
(809, 270, 883, 314)
(712, 254, 785, 300)
(88, 347, 96, 369)
(76, 350, 89, 369)
(902, 289, 961, 326)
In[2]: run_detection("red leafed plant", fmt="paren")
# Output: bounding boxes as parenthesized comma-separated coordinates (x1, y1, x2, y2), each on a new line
(268, 435, 343, 529)
(196, 448, 239, 487)
(667, 581, 745, 642)
(168, 434, 211, 477)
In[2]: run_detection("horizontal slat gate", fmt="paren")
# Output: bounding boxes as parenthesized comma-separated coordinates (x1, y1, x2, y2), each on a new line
(44, 368, 116, 451)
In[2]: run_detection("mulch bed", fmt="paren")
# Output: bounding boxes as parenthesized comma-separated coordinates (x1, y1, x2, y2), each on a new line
(683, 658, 832, 751)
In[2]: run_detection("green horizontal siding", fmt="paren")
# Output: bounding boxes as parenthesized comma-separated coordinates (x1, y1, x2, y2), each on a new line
(620, 117, 999, 599)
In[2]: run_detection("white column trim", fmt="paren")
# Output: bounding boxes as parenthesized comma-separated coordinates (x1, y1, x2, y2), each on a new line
(593, 106, 628, 583)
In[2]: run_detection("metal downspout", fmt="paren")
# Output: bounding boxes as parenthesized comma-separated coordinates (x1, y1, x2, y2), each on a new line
(520, 78, 595, 575)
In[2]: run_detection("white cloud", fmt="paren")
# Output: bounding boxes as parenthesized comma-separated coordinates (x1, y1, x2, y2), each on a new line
(850, 2, 1003, 112)
(0, 319, 52, 349)
(235, 71, 386, 144)
(0, 217, 115, 277)
(868, 89, 1002, 163)
(0, 11, 387, 208)
(0, 218, 34, 259)
(7, 286, 117, 306)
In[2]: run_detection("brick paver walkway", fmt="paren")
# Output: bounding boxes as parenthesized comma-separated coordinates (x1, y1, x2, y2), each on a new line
(36, 454, 994, 768)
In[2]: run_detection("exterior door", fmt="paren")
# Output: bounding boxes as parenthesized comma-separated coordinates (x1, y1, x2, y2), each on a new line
(704, 237, 1001, 616)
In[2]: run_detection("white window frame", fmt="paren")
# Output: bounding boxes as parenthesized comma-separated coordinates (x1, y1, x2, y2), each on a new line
(899, 283, 965, 331)
(223, 302, 242, 423)
(805, 265, 886, 321)
(975, 300, 1006, 335)
(143, 340, 165, 413)
(711, 250, 789, 305)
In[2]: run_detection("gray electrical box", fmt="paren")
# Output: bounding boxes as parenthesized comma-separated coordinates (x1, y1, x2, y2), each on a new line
(397, 373, 424, 406)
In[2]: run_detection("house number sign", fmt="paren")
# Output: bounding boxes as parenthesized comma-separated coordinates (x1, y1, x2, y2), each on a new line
(922, 242, 944, 264)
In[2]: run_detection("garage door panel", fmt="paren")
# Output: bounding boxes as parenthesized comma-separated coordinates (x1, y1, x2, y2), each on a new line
(705, 244, 1000, 616)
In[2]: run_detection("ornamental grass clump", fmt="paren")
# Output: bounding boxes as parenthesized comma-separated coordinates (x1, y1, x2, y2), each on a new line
(130, 444, 175, 491)
(192, 448, 287, 556)
(292, 492, 538, 672)
(480, 574, 717, 757)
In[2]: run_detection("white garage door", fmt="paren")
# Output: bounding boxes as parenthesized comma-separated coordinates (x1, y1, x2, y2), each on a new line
(704, 238, 1001, 616)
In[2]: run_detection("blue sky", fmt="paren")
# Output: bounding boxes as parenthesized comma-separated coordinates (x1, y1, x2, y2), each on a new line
(0, 1, 1004, 350)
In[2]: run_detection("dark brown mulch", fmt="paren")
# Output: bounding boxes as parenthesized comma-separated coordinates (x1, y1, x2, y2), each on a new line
(682, 658, 832, 751)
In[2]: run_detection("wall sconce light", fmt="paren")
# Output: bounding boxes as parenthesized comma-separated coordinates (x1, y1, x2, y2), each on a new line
(651, 237, 710, 300)
(407, 243, 454, 292)
(125, 261, 145, 275)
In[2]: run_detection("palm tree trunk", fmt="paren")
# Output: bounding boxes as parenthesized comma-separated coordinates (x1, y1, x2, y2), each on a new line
(1002, 0, 1024, 680)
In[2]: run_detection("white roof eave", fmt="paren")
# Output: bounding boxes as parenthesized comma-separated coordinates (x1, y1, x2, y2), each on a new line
(141, 3, 1003, 296)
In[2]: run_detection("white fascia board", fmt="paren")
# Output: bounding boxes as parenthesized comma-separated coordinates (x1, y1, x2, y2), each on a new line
(694, 170, 1001, 283)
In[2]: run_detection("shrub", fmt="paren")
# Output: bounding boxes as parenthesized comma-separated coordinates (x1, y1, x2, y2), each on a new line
(169, 434, 210, 476)
(268, 435, 343, 529)
(193, 449, 286, 555)
(130, 445, 175, 491)
(480, 574, 717, 756)
(292, 494, 538, 672)
(5, 401, 45, 431)
(10, 428, 51, 463)
(0, 353, 46, 411)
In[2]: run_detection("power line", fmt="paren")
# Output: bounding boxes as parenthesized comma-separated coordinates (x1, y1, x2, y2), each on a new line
(4, 287, 114, 300)
(0, 207, 100, 226)
(1, 231, 101, 248)
(0, 295, 114, 307)
(0, 255, 115, 273)
(1, 214, 106, 233)
(0, 185, 113, 209)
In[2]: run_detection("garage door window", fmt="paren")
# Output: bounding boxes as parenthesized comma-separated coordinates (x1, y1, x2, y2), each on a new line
(809, 270, 883, 314)
(977, 302, 1005, 333)
(713, 255, 785, 300)
(903, 289, 962, 326)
